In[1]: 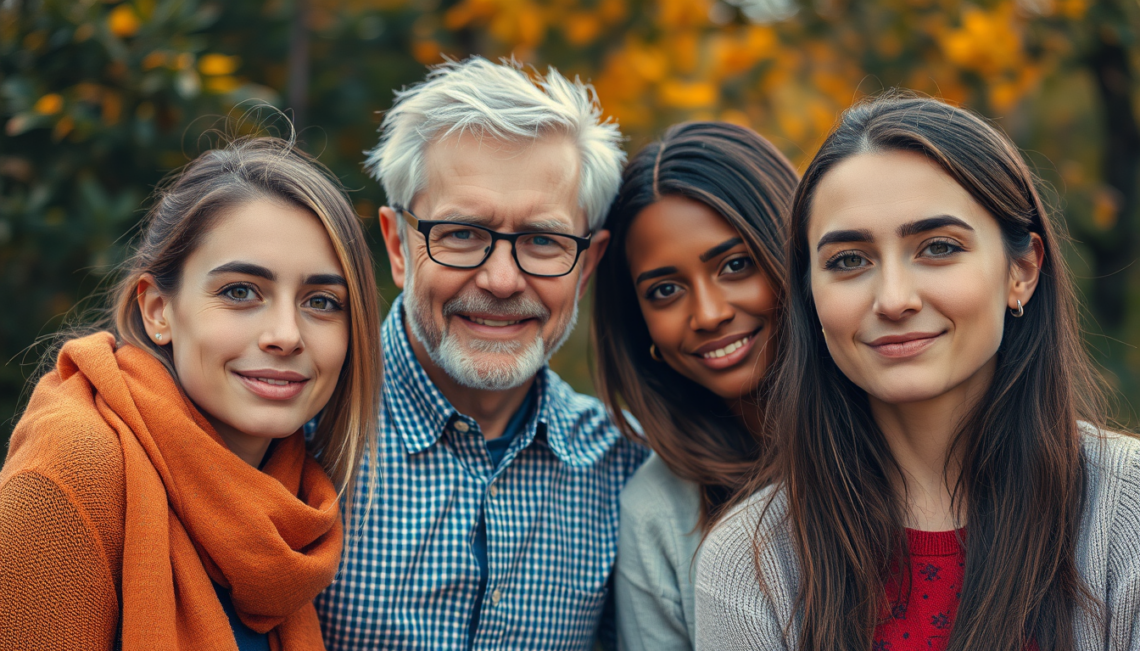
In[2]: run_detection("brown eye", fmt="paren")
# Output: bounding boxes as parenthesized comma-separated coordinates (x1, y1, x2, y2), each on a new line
(305, 295, 343, 312)
(924, 240, 960, 257)
(221, 284, 256, 301)
(648, 283, 680, 300)
(722, 257, 752, 274)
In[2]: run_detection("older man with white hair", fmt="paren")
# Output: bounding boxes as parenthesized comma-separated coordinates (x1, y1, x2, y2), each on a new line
(315, 57, 649, 650)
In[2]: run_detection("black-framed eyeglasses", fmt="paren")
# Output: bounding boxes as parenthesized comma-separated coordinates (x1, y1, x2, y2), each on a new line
(395, 205, 593, 278)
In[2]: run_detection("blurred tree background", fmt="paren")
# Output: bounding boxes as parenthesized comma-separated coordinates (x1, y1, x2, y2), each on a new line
(3, 0, 1140, 447)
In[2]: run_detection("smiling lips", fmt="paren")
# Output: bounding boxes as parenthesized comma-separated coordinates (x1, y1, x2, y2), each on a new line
(234, 369, 309, 400)
(457, 313, 537, 335)
(702, 335, 752, 359)
(867, 332, 943, 358)
(468, 316, 523, 327)
(692, 327, 762, 370)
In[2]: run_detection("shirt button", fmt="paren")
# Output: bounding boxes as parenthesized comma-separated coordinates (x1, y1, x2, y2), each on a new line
(491, 589, 502, 606)
(454, 420, 470, 432)
(488, 481, 499, 498)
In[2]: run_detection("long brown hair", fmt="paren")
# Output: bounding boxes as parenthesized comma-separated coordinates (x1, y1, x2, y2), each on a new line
(746, 93, 1106, 651)
(592, 121, 798, 527)
(97, 134, 380, 504)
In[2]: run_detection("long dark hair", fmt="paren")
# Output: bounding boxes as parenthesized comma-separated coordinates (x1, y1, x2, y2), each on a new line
(746, 93, 1106, 650)
(592, 121, 798, 527)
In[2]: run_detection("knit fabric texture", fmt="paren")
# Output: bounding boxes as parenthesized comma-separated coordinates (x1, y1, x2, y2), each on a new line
(0, 333, 343, 651)
(694, 432, 1140, 651)
(615, 453, 703, 651)
(875, 528, 967, 651)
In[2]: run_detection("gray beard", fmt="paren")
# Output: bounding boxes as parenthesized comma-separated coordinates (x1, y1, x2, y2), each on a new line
(403, 264, 580, 391)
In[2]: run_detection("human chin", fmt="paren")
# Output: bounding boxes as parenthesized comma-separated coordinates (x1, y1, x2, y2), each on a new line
(836, 343, 962, 406)
(436, 299, 578, 390)
(406, 286, 542, 391)
(214, 398, 309, 439)
(852, 367, 955, 405)
(179, 361, 307, 441)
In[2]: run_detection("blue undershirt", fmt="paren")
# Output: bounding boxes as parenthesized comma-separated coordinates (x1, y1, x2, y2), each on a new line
(466, 385, 536, 648)
(213, 581, 271, 651)
(209, 439, 277, 651)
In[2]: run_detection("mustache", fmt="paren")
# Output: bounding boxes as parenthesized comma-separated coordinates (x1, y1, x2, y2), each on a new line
(442, 291, 550, 323)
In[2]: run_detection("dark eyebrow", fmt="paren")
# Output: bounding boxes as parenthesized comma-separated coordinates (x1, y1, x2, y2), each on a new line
(699, 237, 744, 262)
(208, 261, 275, 281)
(816, 229, 874, 251)
(897, 215, 975, 238)
(635, 266, 679, 284)
(304, 273, 348, 287)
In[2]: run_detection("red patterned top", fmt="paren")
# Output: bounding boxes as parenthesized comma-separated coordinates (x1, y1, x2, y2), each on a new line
(873, 528, 965, 651)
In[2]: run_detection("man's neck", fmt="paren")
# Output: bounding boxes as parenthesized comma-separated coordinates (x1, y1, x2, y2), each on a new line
(404, 318, 535, 440)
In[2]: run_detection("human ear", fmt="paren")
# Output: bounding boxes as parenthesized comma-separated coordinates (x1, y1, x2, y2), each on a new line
(576, 229, 611, 300)
(137, 274, 173, 345)
(380, 206, 407, 290)
(1008, 233, 1045, 310)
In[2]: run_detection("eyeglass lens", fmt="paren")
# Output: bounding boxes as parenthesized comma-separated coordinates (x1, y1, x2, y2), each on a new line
(427, 223, 579, 275)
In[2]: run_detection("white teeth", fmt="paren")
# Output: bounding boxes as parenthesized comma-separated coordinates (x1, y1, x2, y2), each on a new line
(257, 378, 292, 386)
(702, 336, 751, 360)
(470, 317, 521, 327)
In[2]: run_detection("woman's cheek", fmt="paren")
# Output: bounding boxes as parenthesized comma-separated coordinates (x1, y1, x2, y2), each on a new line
(813, 283, 869, 380)
(308, 319, 351, 400)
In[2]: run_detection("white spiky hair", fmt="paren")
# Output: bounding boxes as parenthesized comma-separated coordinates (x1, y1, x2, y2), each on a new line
(365, 56, 626, 231)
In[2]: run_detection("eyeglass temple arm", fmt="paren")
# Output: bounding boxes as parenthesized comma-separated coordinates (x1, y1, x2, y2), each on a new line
(394, 205, 419, 229)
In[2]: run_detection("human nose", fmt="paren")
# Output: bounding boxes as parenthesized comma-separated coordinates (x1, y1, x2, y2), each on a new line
(689, 278, 735, 332)
(873, 259, 922, 321)
(475, 240, 527, 298)
(260, 300, 304, 356)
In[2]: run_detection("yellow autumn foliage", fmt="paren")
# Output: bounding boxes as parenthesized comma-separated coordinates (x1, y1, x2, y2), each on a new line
(108, 4, 141, 38)
(199, 54, 241, 76)
(33, 93, 63, 115)
(658, 80, 717, 109)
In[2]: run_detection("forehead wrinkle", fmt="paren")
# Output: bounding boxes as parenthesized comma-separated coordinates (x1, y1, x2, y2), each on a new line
(422, 132, 582, 226)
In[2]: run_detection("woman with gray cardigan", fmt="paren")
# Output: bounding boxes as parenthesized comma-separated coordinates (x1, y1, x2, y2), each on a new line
(591, 121, 798, 650)
(696, 94, 1140, 650)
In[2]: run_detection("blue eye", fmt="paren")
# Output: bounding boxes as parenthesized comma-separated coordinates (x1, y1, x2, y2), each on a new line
(532, 235, 555, 246)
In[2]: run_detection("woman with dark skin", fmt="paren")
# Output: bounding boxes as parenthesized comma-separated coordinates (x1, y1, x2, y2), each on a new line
(696, 95, 1140, 651)
(592, 121, 798, 650)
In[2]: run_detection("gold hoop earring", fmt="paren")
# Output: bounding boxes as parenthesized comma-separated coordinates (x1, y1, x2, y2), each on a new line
(649, 344, 663, 362)
(1010, 300, 1025, 318)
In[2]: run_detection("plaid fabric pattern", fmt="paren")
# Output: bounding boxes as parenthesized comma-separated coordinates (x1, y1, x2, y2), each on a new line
(316, 295, 648, 650)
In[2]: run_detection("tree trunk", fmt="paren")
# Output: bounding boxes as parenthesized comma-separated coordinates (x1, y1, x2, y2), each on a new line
(287, 0, 310, 134)
(1086, 32, 1140, 331)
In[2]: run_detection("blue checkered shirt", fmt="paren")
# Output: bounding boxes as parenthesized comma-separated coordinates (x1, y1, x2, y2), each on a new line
(316, 295, 649, 650)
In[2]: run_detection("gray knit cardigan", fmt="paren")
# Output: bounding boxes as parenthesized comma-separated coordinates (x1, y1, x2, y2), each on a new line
(694, 432, 1140, 650)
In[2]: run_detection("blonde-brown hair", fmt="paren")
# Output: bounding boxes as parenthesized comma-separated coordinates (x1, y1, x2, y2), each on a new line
(108, 134, 381, 504)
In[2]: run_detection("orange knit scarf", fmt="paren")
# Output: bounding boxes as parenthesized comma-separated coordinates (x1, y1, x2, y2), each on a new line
(29, 333, 343, 650)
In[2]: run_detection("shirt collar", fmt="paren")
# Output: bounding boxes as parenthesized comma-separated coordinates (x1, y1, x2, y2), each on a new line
(382, 294, 581, 464)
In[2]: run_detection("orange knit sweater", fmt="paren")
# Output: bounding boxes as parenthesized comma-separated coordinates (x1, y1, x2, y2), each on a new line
(0, 333, 343, 651)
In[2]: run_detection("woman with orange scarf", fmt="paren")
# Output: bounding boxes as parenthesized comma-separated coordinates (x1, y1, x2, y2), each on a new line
(0, 135, 382, 651)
